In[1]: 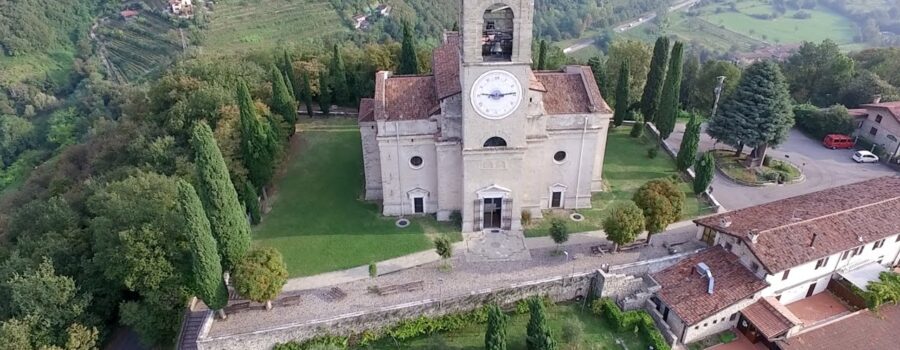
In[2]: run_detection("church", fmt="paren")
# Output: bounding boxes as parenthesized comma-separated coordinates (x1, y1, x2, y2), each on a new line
(358, 0, 612, 233)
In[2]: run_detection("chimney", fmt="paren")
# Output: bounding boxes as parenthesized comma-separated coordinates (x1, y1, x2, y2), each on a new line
(873, 94, 883, 104)
(810, 233, 818, 248)
(695, 262, 715, 294)
(747, 230, 759, 244)
(719, 216, 732, 228)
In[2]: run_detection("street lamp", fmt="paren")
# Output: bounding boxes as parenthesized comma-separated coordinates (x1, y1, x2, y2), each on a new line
(437, 278, 444, 308)
(711, 75, 726, 119)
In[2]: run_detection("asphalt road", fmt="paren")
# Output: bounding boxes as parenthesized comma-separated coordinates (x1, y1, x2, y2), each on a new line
(563, 0, 699, 54)
(666, 124, 897, 210)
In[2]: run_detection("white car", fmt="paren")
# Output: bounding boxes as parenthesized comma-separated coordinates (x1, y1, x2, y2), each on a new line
(852, 150, 880, 163)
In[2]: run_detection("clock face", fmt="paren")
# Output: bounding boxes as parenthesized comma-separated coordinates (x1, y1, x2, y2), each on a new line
(470, 70, 523, 119)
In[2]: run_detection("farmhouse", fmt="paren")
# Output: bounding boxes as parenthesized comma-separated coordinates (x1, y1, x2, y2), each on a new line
(170, 0, 194, 17)
(650, 177, 900, 346)
(358, 0, 612, 232)
(852, 99, 900, 159)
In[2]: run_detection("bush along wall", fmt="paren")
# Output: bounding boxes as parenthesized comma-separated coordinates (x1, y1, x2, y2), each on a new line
(592, 298, 670, 350)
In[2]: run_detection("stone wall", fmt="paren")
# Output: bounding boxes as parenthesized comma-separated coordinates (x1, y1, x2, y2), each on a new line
(196, 272, 595, 350)
(606, 249, 702, 276)
(646, 299, 680, 345)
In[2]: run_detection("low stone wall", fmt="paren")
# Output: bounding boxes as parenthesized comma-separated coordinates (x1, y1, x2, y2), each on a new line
(646, 298, 679, 345)
(606, 249, 701, 276)
(196, 272, 595, 350)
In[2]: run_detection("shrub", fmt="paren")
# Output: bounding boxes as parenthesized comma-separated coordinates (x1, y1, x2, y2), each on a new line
(591, 298, 670, 350)
(368, 262, 377, 278)
(762, 155, 772, 167)
(434, 235, 452, 260)
(793, 104, 855, 140)
(693, 152, 715, 194)
(647, 146, 658, 159)
(719, 330, 737, 344)
(521, 209, 532, 226)
(549, 218, 569, 247)
(561, 317, 584, 344)
(630, 113, 645, 138)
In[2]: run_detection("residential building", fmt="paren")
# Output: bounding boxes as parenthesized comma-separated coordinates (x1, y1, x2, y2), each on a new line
(170, 0, 194, 17)
(853, 100, 900, 159)
(650, 177, 900, 346)
(357, 0, 612, 232)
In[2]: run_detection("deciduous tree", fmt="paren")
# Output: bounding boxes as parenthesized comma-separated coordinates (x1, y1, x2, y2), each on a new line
(612, 62, 630, 127)
(484, 304, 507, 350)
(233, 247, 288, 310)
(641, 37, 670, 123)
(839, 70, 900, 108)
(692, 60, 741, 115)
(680, 53, 701, 110)
(606, 40, 652, 102)
(633, 179, 684, 236)
(676, 114, 701, 171)
(549, 218, 569, 251)
(656, 41, 684, 139)
(783, 40, 855, 106)
(603, 202, 645, 251)
(176, 180, 229, 319)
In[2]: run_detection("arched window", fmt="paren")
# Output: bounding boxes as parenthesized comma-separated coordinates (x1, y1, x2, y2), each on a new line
(484, 137, 508, 147)
(482, 5, 514, 61)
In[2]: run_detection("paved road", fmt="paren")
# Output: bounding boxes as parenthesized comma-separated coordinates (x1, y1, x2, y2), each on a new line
(667, 123, 896, 210)
(563, 0, 699, 54)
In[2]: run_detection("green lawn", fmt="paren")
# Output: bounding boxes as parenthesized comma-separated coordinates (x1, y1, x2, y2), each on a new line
(697, 1, 856, 45)
(204, 0, 349, 56)
(525, 128, 712, 237)
(253, 118, 457, 277)
(367, 303, 651, 349)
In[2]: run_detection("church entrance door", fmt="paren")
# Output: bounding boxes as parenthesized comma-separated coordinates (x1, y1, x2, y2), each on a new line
(483, 197, 503, 229)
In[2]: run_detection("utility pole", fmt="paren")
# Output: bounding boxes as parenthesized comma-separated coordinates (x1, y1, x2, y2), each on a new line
(711, 76, 726, 119)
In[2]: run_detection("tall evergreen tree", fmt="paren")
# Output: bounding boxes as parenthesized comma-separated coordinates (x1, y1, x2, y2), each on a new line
(301, 72, 315, 117)
(693, 152, 715, 194)
(243, 182, 261, 225)
(484, 304, 507, 350)
(537, 40, 548, 70)
(526, 297, 556, 350)
(270, 64, 298, 126)
(656, 41, 684, 139)
(329, 44, 350, 105)
(676, 114, 701, 171)
(587, 56, 608, 96)
(191, 121, 251, 271)
(176, 180, 229, 319)
(280, 50, 296, 96)
(237, 80, 276, 189)
(283, 72, 296, 99)
(706, 61, 793, 165)
(680, 53, 701, 110)
(641, 37, 670, 123)
(399, 22, 420, 75)
(613, 62, 630, 127)
(318, 74, 332, 115)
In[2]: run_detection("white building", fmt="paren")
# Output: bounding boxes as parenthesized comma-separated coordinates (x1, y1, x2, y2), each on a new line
(358, 0, 612, 232)
(650, 177, 900, 346)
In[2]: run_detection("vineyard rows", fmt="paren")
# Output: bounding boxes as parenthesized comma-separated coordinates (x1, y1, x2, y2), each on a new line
(97, 12, 181, 82)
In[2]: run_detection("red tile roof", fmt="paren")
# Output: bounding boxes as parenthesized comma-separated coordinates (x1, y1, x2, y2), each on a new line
(433, 32, 461, 100)
(536, 68, 613, 115)
(358, 98, 375, 122)
(777, 305, 900, 350)
(383, 76, 439, 121)
(741, 297, 800, 339)
(695, 177, 900, 274)
(860, 101, 900, 122)
(653, 246, 768, 326)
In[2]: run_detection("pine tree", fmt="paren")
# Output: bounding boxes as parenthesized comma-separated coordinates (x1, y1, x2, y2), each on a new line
(191, 121, 251, 271)
(237, 80, 276, 189)
(641, 37, 670, 123)
(706, 61, 793, 164)
(301, 71, 315, 117)
(318, 74, 332, 115)
(399, 22, 420, 75)
(176, 180, 229, 319)
(526, 297, 556, 350)
(270, 65, 298, 125)
(537, 40, 548, 70)
(693, 152, 715, 194)
(484, 304, 507, 350)
(612, 62, 630, 127)
(243, 182, 261, 225)
(656, 41, 684, 139)
(676, 114, 701, 171)
(329, 44, 350, 105)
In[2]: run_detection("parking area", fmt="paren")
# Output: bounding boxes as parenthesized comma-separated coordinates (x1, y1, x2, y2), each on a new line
(667, 124, 897, 210)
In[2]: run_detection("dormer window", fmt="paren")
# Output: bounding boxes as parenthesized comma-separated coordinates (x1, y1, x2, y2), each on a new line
(483, 5, 513, 62)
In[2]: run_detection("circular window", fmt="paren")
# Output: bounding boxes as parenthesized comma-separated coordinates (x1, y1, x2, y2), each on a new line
(554, 151, 567, 163)
(409, 156, 424, 169)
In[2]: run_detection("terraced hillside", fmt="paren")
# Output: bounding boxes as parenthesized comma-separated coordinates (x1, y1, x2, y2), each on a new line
(95, 12, 182, 83)
(204, 0, 348, 56)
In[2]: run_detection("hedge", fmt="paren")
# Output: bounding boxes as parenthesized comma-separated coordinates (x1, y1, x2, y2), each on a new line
(592, 298, 670, 350)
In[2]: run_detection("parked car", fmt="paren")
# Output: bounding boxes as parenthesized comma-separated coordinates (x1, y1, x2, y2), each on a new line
(823, 134, 855, 149)
(852, 150, 880, 163)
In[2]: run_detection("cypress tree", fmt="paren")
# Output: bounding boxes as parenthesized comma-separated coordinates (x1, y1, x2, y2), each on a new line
(676, 114, 701, 171)
(537, 40, 548, 70)
(681, 53, 701, 110)
(641, 37, 670, 123)
(613, 62, 630, 127)
(329, 44, 350, 105)
(270, 65, 298, 125)
(693, 152, 715, 194)
(587, 56, 608, 95)
(301, 71, 315, 117)
(280, 50, 296, 96)
(398, 22, 419, 75)
(191, 122, 251, 271)
(176, 180, 229, 319)
(318, 74, 332, 115)
(484, 304, 507, 350)
(283, 72, 296, 100)
(237, 80, 275, 190)
(526, 297, 556, 350)
(656, 41, 684, 140)
(243, 182, 261, 225)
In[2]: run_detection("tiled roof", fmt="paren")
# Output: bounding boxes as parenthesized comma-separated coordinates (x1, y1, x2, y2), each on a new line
(536, 68, 613, 115)
(433, 32, 461, 99)
(777, 305, 900, 350)
(860, 101, 900, 122)
(383, 76, 439, 121)
(695, 177, 900, 273)
(652, 246, 768, 326)
(358, 98, 375, 122)
(741, 297, 800, 339)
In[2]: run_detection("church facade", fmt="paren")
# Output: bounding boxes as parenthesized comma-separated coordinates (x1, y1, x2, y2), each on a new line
(358, 0, 612, 233)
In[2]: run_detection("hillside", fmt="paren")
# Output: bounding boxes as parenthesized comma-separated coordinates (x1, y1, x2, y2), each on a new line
(95, 11, 184, 83)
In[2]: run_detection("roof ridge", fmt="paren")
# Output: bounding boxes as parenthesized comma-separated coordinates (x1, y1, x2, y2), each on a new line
(759, 196, 900, 235)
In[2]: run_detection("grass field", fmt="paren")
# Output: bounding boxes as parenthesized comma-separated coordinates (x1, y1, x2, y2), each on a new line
(696, 1, 856, 45)
(369, 303, 651, 349)
(524, 127, 712, 237)
(0, 49, 75, 87)
(96, 13, 182, 83)
(252, 118, 457, 277)
(204, 0, 349, 56)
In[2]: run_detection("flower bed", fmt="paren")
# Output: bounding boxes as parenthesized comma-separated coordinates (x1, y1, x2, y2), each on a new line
(712, 150, 803, 186)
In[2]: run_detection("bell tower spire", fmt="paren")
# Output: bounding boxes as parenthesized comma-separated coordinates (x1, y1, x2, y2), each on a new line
(459, 0, 534, 64)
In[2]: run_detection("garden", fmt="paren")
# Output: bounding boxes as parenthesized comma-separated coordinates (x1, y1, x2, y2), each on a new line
(252, 118, 457, 277)
(712, 149, 802, 186)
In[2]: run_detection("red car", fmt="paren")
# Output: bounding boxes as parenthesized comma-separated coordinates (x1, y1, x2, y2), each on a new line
(823, 134, 855, 149)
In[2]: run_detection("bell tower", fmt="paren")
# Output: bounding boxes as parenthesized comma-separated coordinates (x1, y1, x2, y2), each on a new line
(459, 0, 534, 64)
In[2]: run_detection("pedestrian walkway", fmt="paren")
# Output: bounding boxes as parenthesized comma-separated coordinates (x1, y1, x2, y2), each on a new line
(463, 229, 531, 262)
